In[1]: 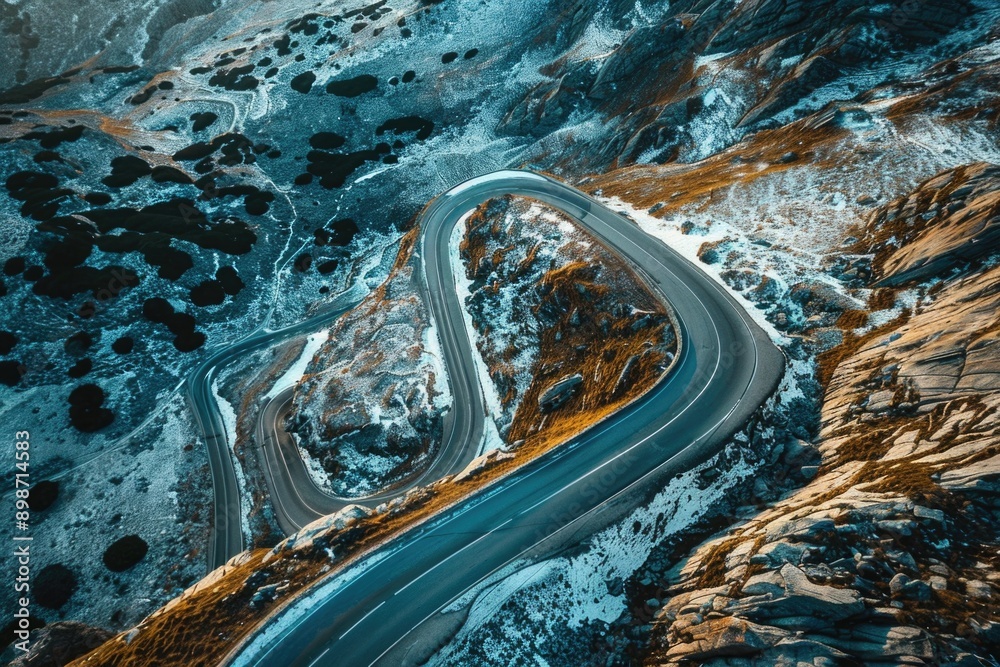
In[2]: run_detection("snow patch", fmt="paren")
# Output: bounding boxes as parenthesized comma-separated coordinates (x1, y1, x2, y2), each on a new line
(263, 330, 330, 401)
(568, 11, 628, 62)
(448, 210, 505, 454)
(598, 196, 787, 345)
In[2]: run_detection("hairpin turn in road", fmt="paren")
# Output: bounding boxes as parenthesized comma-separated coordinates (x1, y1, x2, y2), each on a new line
(210, 171, 784, 666)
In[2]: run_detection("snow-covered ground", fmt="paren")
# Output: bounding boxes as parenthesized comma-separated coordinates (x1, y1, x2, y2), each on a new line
(262, 330, 329, 401)
(287, 241, 452, 497)
(448, 211, 510, 455)
(416, 30, 1000, 656)
(0, 391, 211, 630)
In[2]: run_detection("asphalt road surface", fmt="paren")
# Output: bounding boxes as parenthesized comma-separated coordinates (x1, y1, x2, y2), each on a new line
(226, 171, 785, 666)
(188, 296, 359, 570)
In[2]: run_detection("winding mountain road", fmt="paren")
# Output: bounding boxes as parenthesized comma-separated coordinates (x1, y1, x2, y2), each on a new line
(254, 377, 485, 536)
(219, 170, 784, 666)
(188, 298, 361, 569)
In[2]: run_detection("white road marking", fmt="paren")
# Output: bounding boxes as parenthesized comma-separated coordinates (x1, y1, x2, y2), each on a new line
(237, 172, 776, 667)
(307, 648, 331, 667)
(365, 179, 768, 667)
(339, 600, 386, 640)
(396, 518, 513, 596)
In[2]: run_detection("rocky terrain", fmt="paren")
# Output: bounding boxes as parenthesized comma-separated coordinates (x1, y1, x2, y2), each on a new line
(0, 0, 225, 92)
(644, 168, 1000, 666)
(281, 191, 677, 497)
(55, 191, 681, 667)
(286, 227, 450, 497)
(2, 0, 999, 664)
(426, 168, 1000, 666)
(410, 2, 1000, 665)
(458, 194, 676, 452)
(856, 162, 1000, 286)
(0, 0, 649, 652)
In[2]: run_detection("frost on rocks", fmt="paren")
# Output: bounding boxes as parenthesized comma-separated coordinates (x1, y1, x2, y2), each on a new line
(451, 198, 565, 439)
(286, 232, 451, 498)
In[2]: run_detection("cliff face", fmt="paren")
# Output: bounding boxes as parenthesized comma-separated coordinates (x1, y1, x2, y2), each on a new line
(645, 173, 1000, 667)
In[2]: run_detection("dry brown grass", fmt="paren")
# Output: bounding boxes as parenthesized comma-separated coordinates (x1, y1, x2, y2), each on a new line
(696, 537, 740, 589)
(73, 543, 341, 666)
(846, 162, 984, 282)
(829, 424, 901, 467)
(75, 195, 682, 667)
(582, 116, 848, 214)
(868, 288, 897, 311)
(836, 309, 869, 331)
(507, 259, 673, 446)
(884, 57, 1000, 130)
(78, 372, 694, 667)
(458, 195, 678, 455)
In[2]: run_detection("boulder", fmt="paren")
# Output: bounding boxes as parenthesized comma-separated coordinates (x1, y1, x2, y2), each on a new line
(664, 617, 787, 661)
(890, 573, 931, 601)
(453, 449, 516, 483)
(824, 625, 934, 660)
(764, 516, 835, 541)
(861, 163, 1000, 285)
(272, 504, 375, 555)
(538, 373, 584, 412)
(964, 580, 994, 600)
(732, 564, 864, 623)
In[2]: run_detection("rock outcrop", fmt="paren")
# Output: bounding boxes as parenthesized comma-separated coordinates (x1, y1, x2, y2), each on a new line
(269, 504, 374, 556)
(286, 229, 449, 497)
(645, 168, 1000, 666)
(538, 373, 583, 413)
(853, 162, 1000, 286)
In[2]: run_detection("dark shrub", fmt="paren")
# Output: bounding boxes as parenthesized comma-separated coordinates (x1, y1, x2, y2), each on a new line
(102, 535, 149, 572)
(34, 564, 77, 609)
(28, 480, 59, 511)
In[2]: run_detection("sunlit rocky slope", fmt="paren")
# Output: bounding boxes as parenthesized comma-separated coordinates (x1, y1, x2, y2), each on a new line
(1, 0, 998, 665)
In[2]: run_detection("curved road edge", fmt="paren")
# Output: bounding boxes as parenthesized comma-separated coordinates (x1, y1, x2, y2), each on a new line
(227, 170, 785, 667)
(253, 174, 689, 537)
(189, 296, 362, 570)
